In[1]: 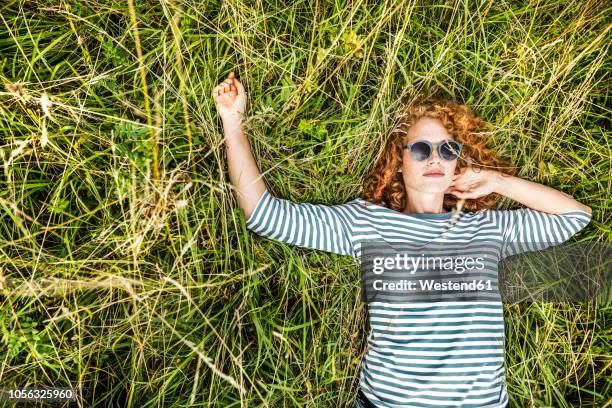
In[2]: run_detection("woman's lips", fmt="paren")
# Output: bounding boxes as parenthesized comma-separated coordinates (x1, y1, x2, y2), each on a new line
(423, 171, 445, 177)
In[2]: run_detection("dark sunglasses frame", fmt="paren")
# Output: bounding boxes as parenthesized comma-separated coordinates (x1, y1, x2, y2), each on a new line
(404, 140, 463, 161)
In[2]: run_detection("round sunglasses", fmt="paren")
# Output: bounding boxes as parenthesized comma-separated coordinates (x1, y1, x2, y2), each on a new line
(404, 140, 463, 161)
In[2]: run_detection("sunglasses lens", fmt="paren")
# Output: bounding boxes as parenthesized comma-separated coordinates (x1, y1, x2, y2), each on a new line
(410, 142, 431, 161)
(440, 141, 462, 160)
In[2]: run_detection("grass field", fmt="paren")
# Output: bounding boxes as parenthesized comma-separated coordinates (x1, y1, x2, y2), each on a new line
(0, 0, 610, 407)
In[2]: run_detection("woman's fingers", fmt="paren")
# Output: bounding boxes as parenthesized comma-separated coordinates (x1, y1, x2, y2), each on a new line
(213, 72, 244, 106)
(234, 79, 246, 95)
(227, 73, 246, 95)
(448, 189, 465, 198)
(213, 88, 232, 104)
(213, 84, 224, 96)
(449, 189, 474, 199)
(214, 82, 235, 96)
(448, 184, 489, 199)
(447, 181, 478, 196)
(214, 87, 225, 99)
(451, 171, 482, 189)
(450, 180, 470, 191)
(215, 72, 243, 89)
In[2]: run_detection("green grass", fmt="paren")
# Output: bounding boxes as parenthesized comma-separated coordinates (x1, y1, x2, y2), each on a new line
(0, 0, 610, 406)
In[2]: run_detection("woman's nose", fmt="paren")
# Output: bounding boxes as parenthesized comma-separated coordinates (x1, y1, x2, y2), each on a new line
(427, 147, 441, 164)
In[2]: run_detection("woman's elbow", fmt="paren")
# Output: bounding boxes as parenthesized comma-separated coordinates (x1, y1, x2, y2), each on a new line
(242, 190, 269, 226)
(243, 207, 256, 226)
(577, 203, 592, 214)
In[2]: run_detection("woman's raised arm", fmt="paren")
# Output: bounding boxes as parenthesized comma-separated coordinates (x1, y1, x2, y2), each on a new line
(213, 72, 360, 257)
(448, 167, 592, 257)
(213, 72, 266, 219)
(449, 167, 592, 215)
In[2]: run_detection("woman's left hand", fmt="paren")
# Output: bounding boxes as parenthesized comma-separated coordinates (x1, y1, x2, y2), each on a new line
(446, 167, 501, 199)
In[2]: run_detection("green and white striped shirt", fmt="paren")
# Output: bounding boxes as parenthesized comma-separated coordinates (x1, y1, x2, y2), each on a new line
(245, 190, 592, 407)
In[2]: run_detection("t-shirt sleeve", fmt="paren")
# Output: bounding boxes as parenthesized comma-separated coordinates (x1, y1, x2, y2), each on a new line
(493, 207, 592, 259)
(244, 189, 357, 257)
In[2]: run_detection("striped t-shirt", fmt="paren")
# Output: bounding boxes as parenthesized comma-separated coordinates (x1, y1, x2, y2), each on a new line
(245, 190, 592, 407)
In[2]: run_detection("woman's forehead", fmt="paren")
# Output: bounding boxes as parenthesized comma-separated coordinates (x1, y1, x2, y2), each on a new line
(404, 117, 453, 143)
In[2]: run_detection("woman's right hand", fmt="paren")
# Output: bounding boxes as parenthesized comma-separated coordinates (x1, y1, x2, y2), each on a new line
(213, 72, 247, 125)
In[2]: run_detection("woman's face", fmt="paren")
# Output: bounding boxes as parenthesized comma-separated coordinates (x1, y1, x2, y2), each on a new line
(401, 117, 459, 194)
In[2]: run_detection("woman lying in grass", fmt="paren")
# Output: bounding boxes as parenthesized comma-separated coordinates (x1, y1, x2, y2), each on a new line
(213, 72, 592, 408)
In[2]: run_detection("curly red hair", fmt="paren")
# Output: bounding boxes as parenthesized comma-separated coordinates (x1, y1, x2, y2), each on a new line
(363, 97, 516, 212)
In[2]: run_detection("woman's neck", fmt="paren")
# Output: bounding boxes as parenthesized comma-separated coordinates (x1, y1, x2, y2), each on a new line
(402, 190, 447, 214)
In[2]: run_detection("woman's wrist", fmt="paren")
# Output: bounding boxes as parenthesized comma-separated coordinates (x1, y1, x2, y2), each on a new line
(222, 112, 244, 127)
(487, 170, 509, 196)
(222, 116, 244, 136)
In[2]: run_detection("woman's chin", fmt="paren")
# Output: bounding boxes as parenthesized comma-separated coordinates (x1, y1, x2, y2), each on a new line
(411, 180, 451, 193)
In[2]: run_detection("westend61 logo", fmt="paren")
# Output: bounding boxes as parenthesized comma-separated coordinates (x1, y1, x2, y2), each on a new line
(370, 278, 493, 292)
(359, 241, 611, 304)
